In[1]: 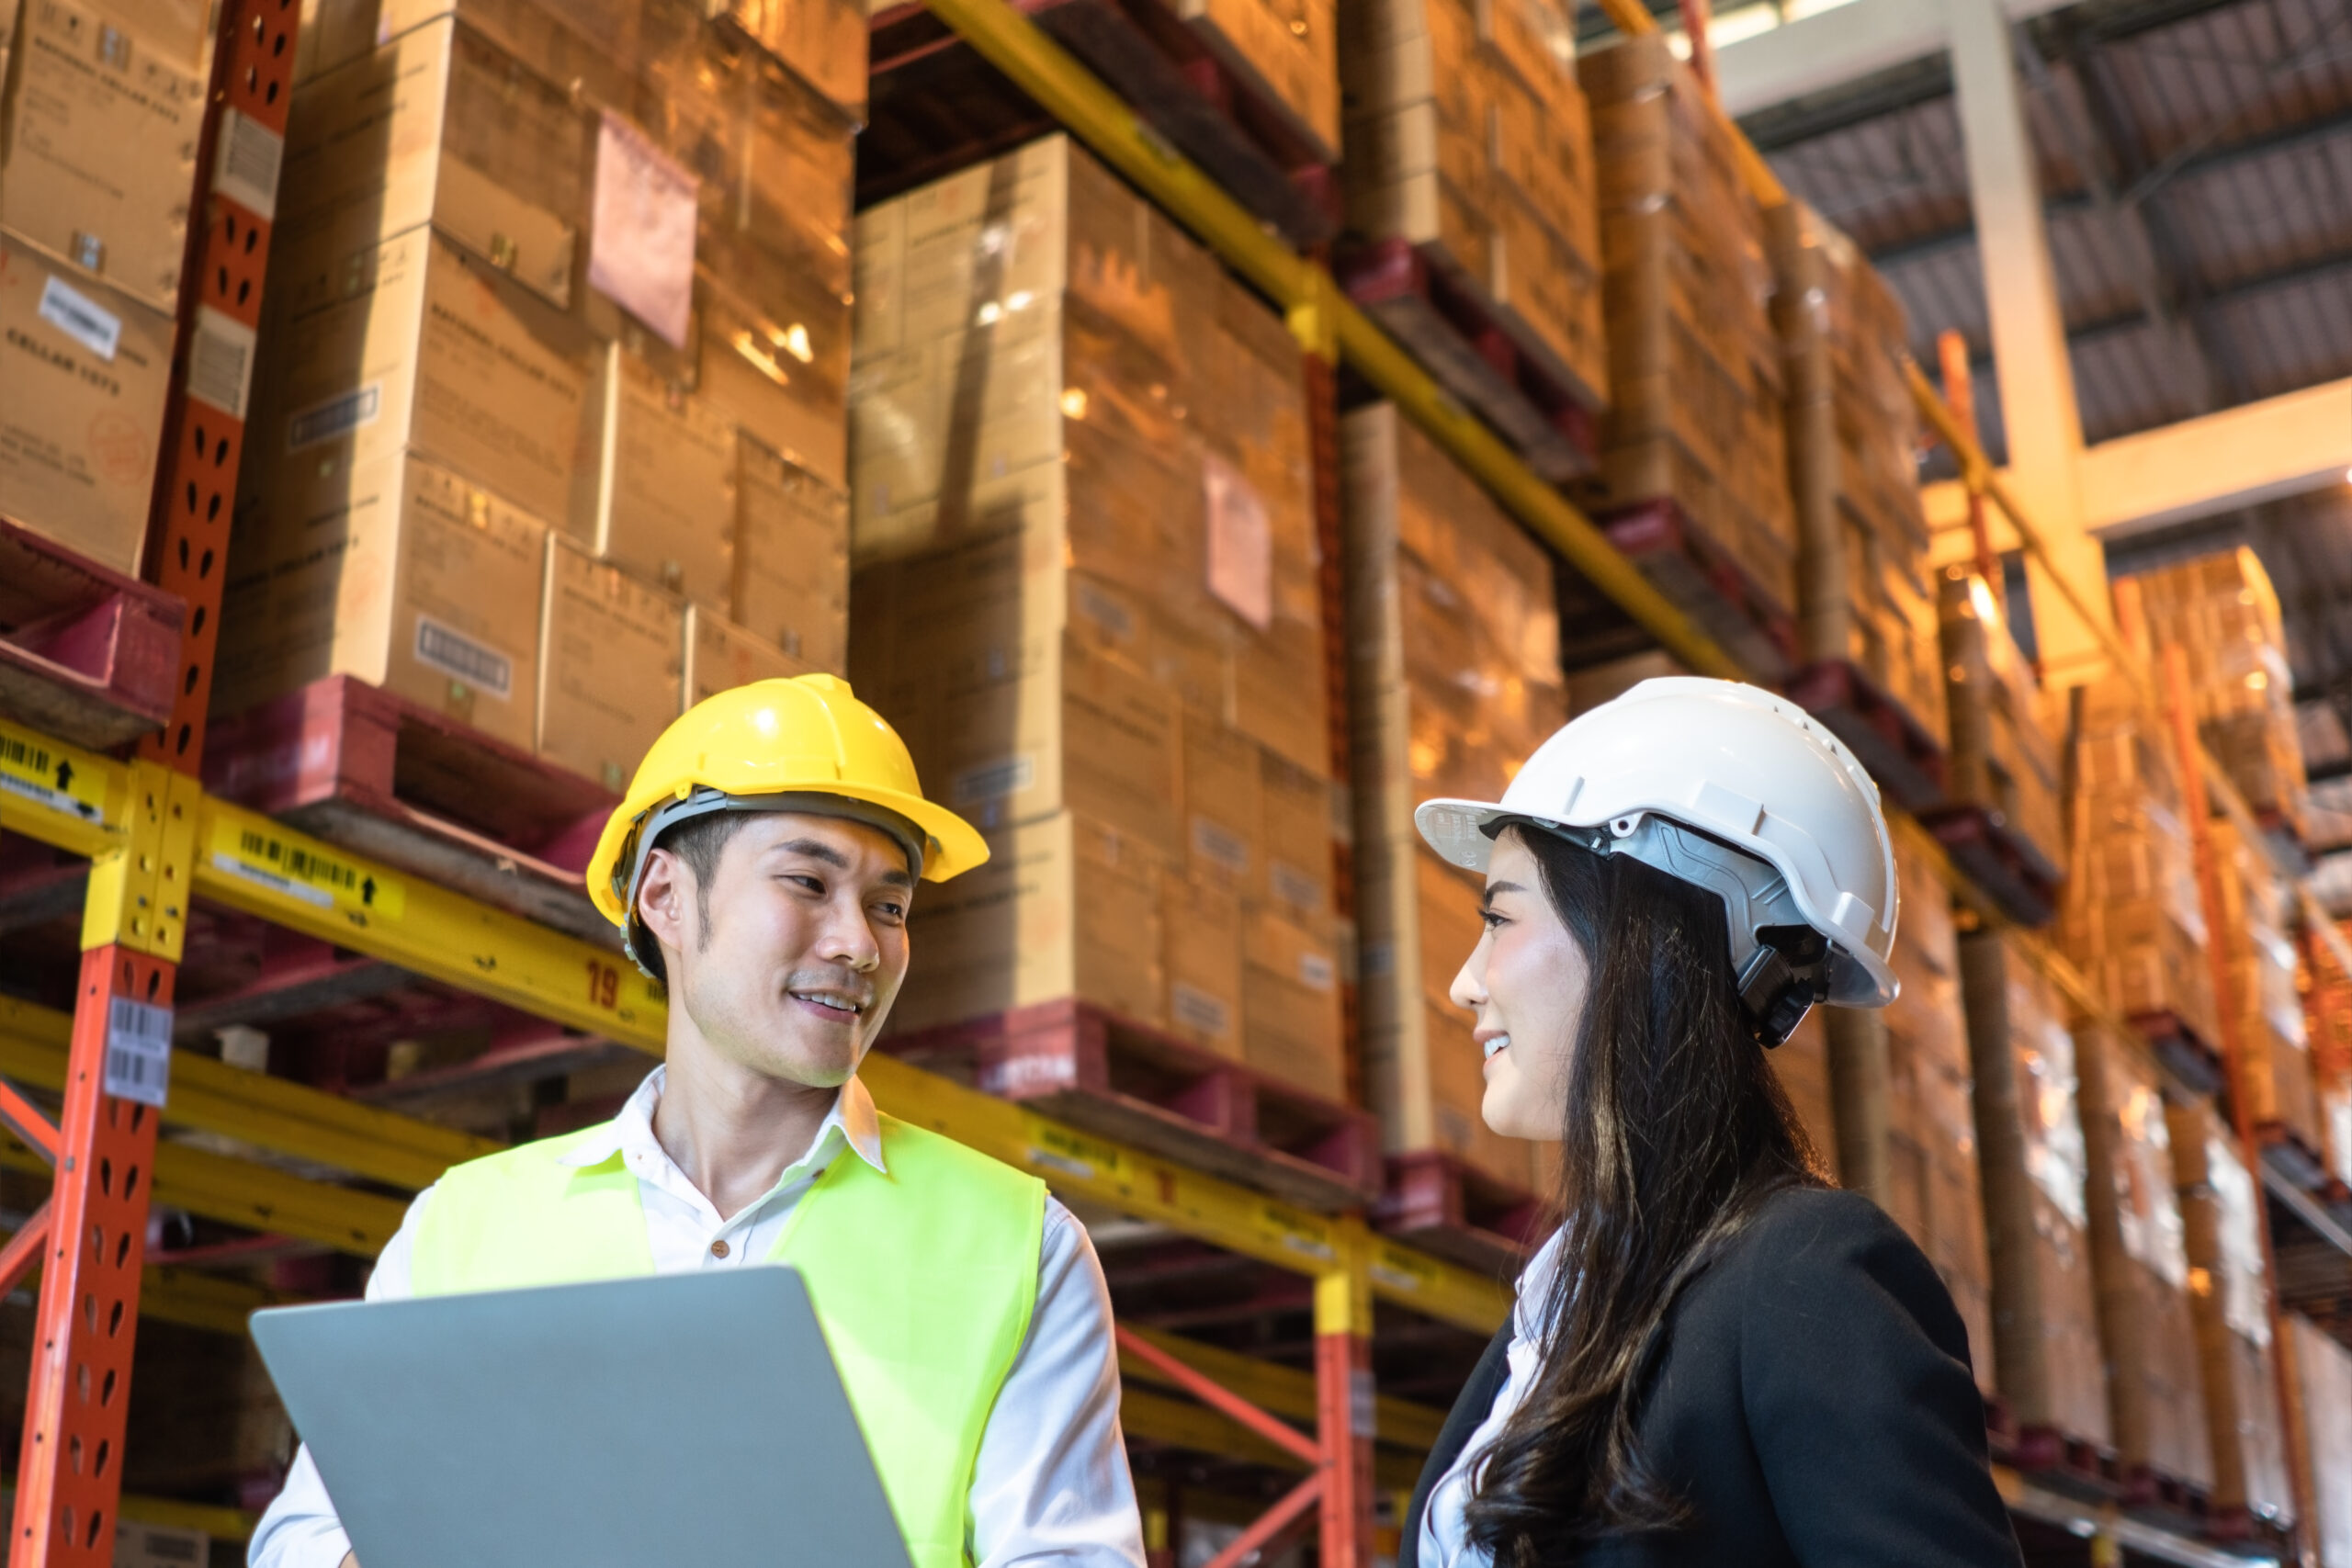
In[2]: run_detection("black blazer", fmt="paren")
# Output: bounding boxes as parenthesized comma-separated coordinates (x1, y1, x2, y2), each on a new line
(1400, 1187, 2025, 1568)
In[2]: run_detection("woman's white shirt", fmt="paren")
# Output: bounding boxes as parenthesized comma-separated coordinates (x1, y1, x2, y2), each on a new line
(1416, 1229, 1567, 1568)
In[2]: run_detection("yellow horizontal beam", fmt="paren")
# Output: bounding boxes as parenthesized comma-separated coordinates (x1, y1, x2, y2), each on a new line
(0, 1475, 255, 1544)
(1119, 1324, 1446, 1451)
(0, 996, 497, 1190)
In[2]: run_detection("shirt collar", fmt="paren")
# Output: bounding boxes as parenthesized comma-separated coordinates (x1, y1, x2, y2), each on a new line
(555, 1065, 888, 1178)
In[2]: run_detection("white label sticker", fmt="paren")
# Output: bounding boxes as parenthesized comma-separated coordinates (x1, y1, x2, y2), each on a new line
(38, 274, 121, 362)
(1203, 453, 1272, 630)
(414, 615, 514, 699)
(287, 384, 382, 450)
(1170, 983, 1233, 1041)
(187, 306, 257, 419)
(589, 112, 699, 351)
(1298, 953, 1337, 991)
(103, 998, 173, 1108)
(214, 107, 285, 219)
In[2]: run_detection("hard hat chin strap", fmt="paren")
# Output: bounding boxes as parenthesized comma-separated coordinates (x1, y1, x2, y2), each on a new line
(1504, 812, 1832, 1048)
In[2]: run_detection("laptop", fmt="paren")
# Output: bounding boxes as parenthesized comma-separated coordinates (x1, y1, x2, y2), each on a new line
(250, 1269, 914, 1568)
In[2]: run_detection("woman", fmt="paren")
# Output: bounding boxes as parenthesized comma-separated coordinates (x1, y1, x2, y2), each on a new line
(1402, 678, 2022, 1568)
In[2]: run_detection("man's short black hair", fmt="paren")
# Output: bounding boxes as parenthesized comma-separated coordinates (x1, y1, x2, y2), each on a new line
(633, 812, 753, 989)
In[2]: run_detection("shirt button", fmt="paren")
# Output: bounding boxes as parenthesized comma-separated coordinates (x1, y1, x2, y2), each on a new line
(709, 1238, 730, 1259)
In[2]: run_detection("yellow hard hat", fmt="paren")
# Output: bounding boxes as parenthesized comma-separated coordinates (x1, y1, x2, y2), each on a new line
(584, 674, 989, 933)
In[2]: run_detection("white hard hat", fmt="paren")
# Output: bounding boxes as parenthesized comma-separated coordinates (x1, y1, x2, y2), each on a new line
(1415, 678, 1900, 1032)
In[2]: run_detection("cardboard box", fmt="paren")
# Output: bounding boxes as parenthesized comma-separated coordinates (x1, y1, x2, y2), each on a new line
(537, 534, 684, 789)
(299, 0, 642, 98)
(681, 601, 809, 709)
(214, 447, 548, 742)
(696, 242, 852, 489)
(582, 336, 739, 610)
(1260, 751, 1332, 918)
(701, 0, 868, 124)
(885, 810, 1166, 1038)
(0, 232, 174, 573)
(1242, 906, 1344, 1100)
(256, 223, 601, 531)
(1182, 716, 1261, 889)
(1164, 872, 1243, 1055)
(277, 15, 589, 309)
(0, 0, 205, 310)
(733, 432, 847, 673)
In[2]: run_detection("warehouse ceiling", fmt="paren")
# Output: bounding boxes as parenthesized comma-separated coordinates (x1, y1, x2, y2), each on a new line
(1638, 0, 2352, 873)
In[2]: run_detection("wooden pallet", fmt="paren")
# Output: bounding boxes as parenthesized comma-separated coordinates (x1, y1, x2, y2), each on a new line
(203, 676, 619, 942)
(0, 515, 187, 750)
(2009, 1424, 2127, 1503)
(881, 997, 1381, 1211)
(1917, 802, 2061, 928)
(1785, 659, 1948, 811)
(1335, 240, 1602, 485)
(2129, 1010, 2226, 1098)
(862, 0, 1337, 247)
(2120, 1463, 2211, 1532)
(1555, 498, 1798, 682)
(1375, 1149, 1546, 1276)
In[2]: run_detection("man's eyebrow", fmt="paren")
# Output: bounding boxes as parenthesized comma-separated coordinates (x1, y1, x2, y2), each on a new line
(1480, 880, 1526, 908)
(877, 867, 914, 890)
(773, 837, 850, 870)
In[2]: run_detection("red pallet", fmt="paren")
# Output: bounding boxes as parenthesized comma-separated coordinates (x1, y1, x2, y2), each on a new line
(863, 0, 1337, 247)
(2010, 1425, 2126, 1502)
(2120, 1463, 2211, 1532)
(1336, 238, 1602, 486)
(0, 515, 187, 750)
(1917, 802, 2061, 929)
(882, 997, 1380, 1212)
(1375, 1149, 1547, 1275)
(2128, 1009, 2226, 1099)
(1784, 659, 1948, 811)
(202, 676, 618, 942)
(1556, 498, 1799, 682)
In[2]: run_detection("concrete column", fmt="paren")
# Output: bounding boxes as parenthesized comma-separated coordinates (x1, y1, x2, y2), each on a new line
(1946, 0, 2113, 683)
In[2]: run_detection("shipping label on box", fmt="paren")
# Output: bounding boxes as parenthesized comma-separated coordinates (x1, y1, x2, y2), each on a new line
(264, 225, 600, 528)
(537, 535, 684, 788)
(0, 0, 204, 310)
(214, 448, 547, 744)
(278, 16, 588, 308)
(682, 601, 810, 709)
(0, 234, 174, 574)
(585, 341, 738, 609)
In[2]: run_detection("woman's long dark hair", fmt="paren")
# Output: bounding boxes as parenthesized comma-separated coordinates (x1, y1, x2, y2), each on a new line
(1463, 825, 1826, 1565)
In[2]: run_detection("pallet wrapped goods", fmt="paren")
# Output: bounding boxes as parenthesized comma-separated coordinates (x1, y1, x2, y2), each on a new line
(1938, 570, 2064, 890)
(1874, 844, 1997, 1393)
(2307, 930, 2352, 1189)
(1769, 201, 1946, 780)
(2165, 1098, 2297, 1536)
(220, 0, 852, 780)
(1574, 32, 1795, 630)
(2074, 1017, 2211, 1491)
(1343, 402, 1564, 1195)
(2211, 815, 2326, 1163)
(1179, 0, 1340, 163)
(2289, 1314, 2352, 1565)
(1960, 931, 2109, 1450)
(1340, 0, 1606, 433)
(851, 136, 1344, 1100)
(2055, 670, 2222, 1058)
(2130, 547, 2309, 845)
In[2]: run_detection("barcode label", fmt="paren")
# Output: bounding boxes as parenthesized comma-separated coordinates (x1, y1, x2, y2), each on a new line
(288, 384, 381, 450)
(187, 306, 256, 419)
(414, 616, 513, 698)
(209, 819, 407, 919)
(1170, 983, 1232, 1041)
(37, 274, 120, 361)
(0, 722, 105, 820)
(213, 107, 284, 219)
(1190, 817, 1250, 876)
(103, 998, 173, 1109)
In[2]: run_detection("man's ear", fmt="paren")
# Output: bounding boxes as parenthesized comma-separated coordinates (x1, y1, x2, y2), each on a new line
(636, 848, 690, 965)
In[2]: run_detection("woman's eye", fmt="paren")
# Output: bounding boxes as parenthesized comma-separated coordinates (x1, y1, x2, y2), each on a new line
(1479, 910, 1508, 931)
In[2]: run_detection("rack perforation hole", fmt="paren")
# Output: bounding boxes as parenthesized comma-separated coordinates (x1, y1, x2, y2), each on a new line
(85, 1509, 103, 1549)
(96, 1158, 109, 1197)
(100, 1369, 116, 1406)
(184, 665, 199, 695)
(112, 1234, 130, 1269)
(94, 1439, 109, 1479)
(123, 1166, 140, 1201)
(69, 1436, 82, 1474)
(106, 1299, 123, 1337)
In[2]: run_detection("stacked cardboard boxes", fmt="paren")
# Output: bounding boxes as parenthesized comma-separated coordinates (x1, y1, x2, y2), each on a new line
(2289, 1314, 2352, 1565)
(1340, 0, 1605, 405)
(0, 0, 217, 574)
(1179, 0, 1340, 163)
(2075, 1016, 2211, 1489)
(1939, 570, 2064, 880)
(1770, 201, 1943, 742)
(2055, 669, 2222, 1051)
(2165, 1098, 2296, 1534)
(1575, 32, 1793, 619)
(2131, 547, 2309, 843)
(2306, 929, 2352, 1190)
(216, 0, 853, 789)
(1343, 402, 1565, 1193)
(1878, 844, 1997, 1393)
(1960, 931, 2109, 1448)
(2211, 815, 2325, 1158)
(851, 137, 1345, 1100)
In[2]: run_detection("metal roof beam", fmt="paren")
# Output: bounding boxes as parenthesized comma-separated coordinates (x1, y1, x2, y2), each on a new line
(1713, 0, 2074, 117)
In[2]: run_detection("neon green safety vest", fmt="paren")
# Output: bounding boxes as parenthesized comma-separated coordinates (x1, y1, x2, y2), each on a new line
(408, 1111, 1047, 1568)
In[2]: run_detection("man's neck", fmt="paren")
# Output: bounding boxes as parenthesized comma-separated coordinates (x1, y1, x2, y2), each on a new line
(650, 1033, 844, 1223)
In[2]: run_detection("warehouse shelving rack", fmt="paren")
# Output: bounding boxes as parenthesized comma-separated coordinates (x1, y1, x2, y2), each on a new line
(0, 0, 2344, 1564)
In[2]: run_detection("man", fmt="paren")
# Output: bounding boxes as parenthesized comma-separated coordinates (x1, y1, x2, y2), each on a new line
(252, 675, 1147, 1568)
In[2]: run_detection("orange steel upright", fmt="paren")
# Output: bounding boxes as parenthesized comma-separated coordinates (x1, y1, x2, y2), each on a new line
(8, 2, 297, 1562)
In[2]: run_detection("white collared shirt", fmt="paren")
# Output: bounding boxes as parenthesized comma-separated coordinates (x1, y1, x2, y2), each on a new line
(249, 1068, 1146, 1568)
(1416, 1229, 1567, 1568)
